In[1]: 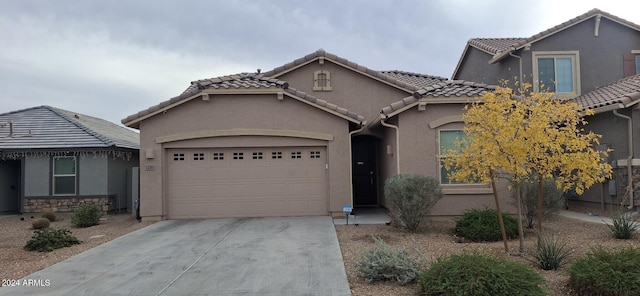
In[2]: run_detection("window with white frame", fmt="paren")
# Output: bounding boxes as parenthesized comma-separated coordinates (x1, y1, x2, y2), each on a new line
(313, 70, 332, 91)
(532, 51, 580, 96)
(439, 130, 480, 184)
(53, 156, 76, 195)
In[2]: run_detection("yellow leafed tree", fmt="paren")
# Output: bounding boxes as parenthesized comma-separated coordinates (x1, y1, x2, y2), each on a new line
(442, 85, 612, 255)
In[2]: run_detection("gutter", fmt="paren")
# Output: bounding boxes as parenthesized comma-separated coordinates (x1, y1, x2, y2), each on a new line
(612, 108, 634, 209)
(380, 116, 400, 174)
(509, 52, 523, 92)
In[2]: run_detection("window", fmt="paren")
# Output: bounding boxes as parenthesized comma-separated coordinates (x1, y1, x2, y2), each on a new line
(252, 152, 263, 159)
(291, 151, 302, 159)
(233, 152, 244, 160)
(272, 152, 282, 159)
(310, 151, 321, 159)
(439, 130, 480, 184)
(173, 153, 185, 161)
(53, 156, 76, 195)
(532, 51, 580, 96)
(636, 56, 640, 75)
(313, 70, 332, 91)
(193, 153, 204, 160)
(213, 152, 224, 160)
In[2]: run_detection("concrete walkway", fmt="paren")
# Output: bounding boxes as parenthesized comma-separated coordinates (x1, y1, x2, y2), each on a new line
(0, 217, 351, 296)
(558, 210, 615, 224)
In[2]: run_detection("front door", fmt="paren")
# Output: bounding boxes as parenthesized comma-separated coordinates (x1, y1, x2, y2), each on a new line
(0, 160, 21, 213)
(352, 136, 378, 206)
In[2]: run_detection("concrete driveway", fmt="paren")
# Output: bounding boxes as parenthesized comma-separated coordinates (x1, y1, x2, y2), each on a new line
(0, 216, 351, 296)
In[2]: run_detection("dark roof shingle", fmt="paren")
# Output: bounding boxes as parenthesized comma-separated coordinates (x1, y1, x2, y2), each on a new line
(0, 106, 139, 150)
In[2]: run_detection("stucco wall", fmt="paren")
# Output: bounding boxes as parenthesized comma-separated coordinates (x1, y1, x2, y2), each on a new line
(137, 92, 353, 219)
(276, 61, 411, 118)
(393, 103, 516, 216)
(79, 156, 108, 195)
(24, 156, 49, 196)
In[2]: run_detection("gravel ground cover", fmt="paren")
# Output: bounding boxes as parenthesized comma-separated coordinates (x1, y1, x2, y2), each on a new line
(336, 206, 640, 296)
(0, 213, 154, 281)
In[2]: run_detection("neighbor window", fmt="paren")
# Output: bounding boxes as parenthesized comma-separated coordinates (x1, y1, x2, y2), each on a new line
(313, 70, 332, 91)
(636, 56, 640, 74)
(53, 156, 76, 195)
(533, 51, 580, 96)
(439, 130, 480, 184)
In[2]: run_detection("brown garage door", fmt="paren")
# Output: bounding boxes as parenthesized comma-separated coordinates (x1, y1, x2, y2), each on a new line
(166, 147, 327, 219)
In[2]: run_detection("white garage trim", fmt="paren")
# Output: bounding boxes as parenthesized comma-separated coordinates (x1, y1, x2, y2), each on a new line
(156, 129, 334, 144)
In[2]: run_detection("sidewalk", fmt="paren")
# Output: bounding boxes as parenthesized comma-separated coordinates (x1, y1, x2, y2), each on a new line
(559, 210, 614, 224)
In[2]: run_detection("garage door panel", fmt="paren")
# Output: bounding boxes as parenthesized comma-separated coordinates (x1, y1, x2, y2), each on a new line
(167, 147, 327, 219)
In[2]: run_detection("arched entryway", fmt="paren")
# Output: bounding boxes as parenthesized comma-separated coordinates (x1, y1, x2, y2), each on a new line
(352, 135, 379, 206)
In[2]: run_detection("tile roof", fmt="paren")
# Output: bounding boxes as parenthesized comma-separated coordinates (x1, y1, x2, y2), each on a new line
(467, 38, 527, 55)
(571, 74, 640, 110)
(123, 72, 365, 126)
(0, 106, 139, 150)
(381, 80, 496, 115)
(379, 71, 448, 89)
(262, 49, 421, 92)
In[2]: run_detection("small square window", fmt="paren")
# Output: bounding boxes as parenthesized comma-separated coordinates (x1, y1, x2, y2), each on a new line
(173, 153, 185, 161)
(291, 151, 302, 159)
(252, 152, 263, 159)
(193, 153, 204, 160)
(272, 152, 282, 159)
(213, 152, 224, 160)
(233, 152, 244, 160)
(310, 151, 321, 159)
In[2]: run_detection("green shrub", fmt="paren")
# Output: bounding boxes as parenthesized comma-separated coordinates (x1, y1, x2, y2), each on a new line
(71, 204, 103, 228)
(606, 212, 639, 239)
(512, 175, 564, 228)
(531, 235, 572, 270)
(419, 252, 545, 296)
(24, 228, 81, 252)
(384, 175, 443, 232)
(454, 208, 518, 242)
(355, 237, 423, 285)
(31, 218, 50, 229)
(568, 247, 640, 296)
(41, 211, 56, 222)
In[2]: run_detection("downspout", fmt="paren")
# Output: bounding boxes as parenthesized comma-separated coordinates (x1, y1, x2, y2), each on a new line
(380, 117, 400, 175)
(348, 125, 365, 207)
(613, 109, 634, 209)
(509, 52, 523, 92)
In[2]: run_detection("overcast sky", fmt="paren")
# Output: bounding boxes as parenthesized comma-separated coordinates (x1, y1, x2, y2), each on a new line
(1, 0, 638, 127)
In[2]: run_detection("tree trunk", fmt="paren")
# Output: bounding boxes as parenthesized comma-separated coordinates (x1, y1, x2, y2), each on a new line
(516, 182, 525, 256)
(537, 173, 544, 238)
(491, 177, 509, 253)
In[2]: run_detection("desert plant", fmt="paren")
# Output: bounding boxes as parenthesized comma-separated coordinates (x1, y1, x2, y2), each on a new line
(384, 175, 443, 232)
(531, 234, 573, 270)
(606, 212, 639, 239)
(72, 204, 103, 228)
(419, 252, 545, 296)
(512, 175, 564, 228)
(568, 247, 640, 296)
(31, 218, 50, 229)
(24, 228, 81, 252)
(355, 237, 423, 285)
(454, 208, 519, 242)
(41, 211, 57, 222)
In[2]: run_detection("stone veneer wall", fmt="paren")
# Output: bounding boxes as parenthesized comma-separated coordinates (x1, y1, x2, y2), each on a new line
(615, 166, 640, 208)
(23, 196, 115, 213)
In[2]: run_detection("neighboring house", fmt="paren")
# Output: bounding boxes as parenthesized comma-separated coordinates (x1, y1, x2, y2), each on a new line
(452, 8, 640, 210)
(123, 49, 506, 220)
(0, 106, 140, 214)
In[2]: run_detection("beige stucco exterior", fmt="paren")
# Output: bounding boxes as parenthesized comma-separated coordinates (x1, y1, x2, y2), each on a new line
(126, 50, 509, 220)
